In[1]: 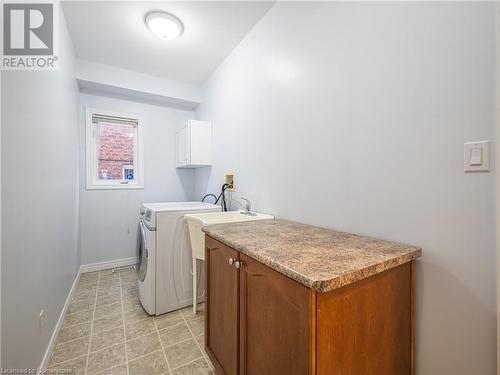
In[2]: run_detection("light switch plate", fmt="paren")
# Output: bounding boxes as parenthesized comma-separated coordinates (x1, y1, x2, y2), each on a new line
(464, 141, 490, 172)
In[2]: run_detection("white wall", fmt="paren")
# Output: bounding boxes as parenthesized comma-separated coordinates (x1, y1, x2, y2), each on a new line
(1, 6, 80, 369)
(79, 93, 196, 266)
(76, 59, 202, 109)
(195, 2, 496, 374)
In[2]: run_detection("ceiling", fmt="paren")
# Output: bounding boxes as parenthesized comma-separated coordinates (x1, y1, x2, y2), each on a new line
(62, 1, 274, 85)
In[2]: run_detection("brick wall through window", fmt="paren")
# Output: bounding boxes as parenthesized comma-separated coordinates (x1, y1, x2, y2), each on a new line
(97, 123, 134, 180)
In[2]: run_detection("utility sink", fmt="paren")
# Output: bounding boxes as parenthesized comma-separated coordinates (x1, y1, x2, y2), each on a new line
(185, 210, 274, 313)
(185, 210, 274, 260)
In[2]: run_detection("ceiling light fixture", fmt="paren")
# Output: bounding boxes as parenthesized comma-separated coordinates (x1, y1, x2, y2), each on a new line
(145, 11, 183, 41)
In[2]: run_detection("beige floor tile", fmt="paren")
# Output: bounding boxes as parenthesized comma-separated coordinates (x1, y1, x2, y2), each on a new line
(186, 317, 204, 336)
(77, 280, 98, 292)
(159, 323, 192, 347)
(126, 332, 162, 360)
(78, 276, 98, 286)
(125, 280, 137, 288)
(73, 289, 98, 300)
(123, 283, 138, 292)
(74, 281, 96, 291)
(71, 289, 96, 302)
(99, 277, 121, 289)
(98, 285, 121, 297)
(52, 267, 209, 375)
(67, 295, 96, 314)
(120, 272, 138, 282)
(122, 288, 139, 300)
(87, 343, 126, 375)
(99, 270, 120, 280)
(71, 290, 97, 301)
(164, 339, 203, 369)
(120, 270, 137, 280)
(180, 305, 204, 321)
(194, 334, 204, 349)
(57, 321, 92, 344)
(122, 286, 138, 296)
(80, 272, 99, 282)
(121, 278, 139, 289)
(171, 358, 213, 375)
(76, 276, 97, 287)
(125, 317, 156, 340)
(122, 288, 139, 298)
(99, 269, 117, 277)
(121, 280, 138, 291)
(128, 349, 168, 375)
(90, 326, 124, 353)
(122, 295, 141, 311)
(99, 276, 120, 290)
(207, 363, 214, 371)
(154, 311, 184, 330)
(50, 336, 90, 365)
(96, 291, 122, 306)
(94, 363, 128, 375)
(119, 269, 137, 279)
(48, 354, 87, 375)
(62, 308, 94, 328)
(94, 302, 123, 320)
(124, 305, 150, 324)
(100, 280, 120, 288)
(93, 312, 123, 334)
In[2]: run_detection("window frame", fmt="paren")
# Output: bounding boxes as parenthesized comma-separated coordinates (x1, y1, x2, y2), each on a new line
(85, 108, 144, 190)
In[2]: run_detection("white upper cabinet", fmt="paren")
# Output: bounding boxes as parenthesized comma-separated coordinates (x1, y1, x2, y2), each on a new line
(176, 120, 213, 168)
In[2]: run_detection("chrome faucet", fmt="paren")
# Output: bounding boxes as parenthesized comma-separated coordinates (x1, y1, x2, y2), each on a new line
(240, 197, 252, 213)
(228, 196, 256, 215)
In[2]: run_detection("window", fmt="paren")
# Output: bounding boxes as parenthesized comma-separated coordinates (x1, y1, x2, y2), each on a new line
(86, 108, 143, 189)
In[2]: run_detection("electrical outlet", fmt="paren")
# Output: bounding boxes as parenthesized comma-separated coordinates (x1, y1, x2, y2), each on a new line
(224, 173, 235, 192)
(39, 309, 45, 335)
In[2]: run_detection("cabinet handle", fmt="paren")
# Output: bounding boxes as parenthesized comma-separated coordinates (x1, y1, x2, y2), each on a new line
(207, 247, 218, 251)
(228, 258, 235, 266)
(234, 260, 242, 269)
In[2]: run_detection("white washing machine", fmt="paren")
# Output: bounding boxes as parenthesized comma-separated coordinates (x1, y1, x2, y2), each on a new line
(138, 201, 220, 315)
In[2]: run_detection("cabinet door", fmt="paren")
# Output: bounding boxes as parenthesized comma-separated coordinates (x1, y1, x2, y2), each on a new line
(189, 120, 213, 165)
(205, 236, 239, 375)
(176, 126, 190, 166)
(239, 254, 315, 375)
(316, 262, 412, 375)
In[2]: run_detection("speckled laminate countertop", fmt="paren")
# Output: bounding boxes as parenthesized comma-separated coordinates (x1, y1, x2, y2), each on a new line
(202, 219, 421, 293)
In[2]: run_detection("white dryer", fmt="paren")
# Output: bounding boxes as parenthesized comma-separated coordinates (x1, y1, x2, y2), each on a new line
(138, 202, 219, 315)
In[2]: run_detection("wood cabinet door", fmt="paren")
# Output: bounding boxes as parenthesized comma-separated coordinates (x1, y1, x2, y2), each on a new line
(205, 236, 239, 375)
(239, 254, 315, 375)
(316, 262, 413, 375)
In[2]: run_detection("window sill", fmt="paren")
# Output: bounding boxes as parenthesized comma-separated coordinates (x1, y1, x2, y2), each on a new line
(86, 184, 144, 191)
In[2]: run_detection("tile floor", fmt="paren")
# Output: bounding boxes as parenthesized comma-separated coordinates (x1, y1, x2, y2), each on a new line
(48, 268, 214, 375)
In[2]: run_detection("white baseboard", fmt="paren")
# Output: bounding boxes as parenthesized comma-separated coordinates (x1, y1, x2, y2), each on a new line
(39, 271, 80, 370)
(80, 257, 138, 273)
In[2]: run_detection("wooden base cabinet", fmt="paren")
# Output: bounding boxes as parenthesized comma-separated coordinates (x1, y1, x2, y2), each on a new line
(239, 251, 315, 375)
(205, 237, 239, 375)
(205, 236, 415, 375)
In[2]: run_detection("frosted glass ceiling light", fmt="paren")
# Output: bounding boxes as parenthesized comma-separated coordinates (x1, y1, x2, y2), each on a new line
(145, 11, 183, 41)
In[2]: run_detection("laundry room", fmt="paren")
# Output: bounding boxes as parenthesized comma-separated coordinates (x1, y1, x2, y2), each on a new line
(1, 1, 498, 375)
